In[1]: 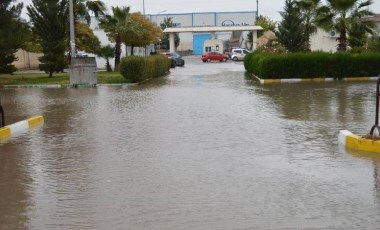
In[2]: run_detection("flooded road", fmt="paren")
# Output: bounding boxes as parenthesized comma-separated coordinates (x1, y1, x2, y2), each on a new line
(1, 57, 380, 229)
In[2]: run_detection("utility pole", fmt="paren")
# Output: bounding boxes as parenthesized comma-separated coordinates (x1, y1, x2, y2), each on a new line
(69, 0, 76, 59)
(256, 0, 259, 20)
(256, 0, 259, 19)
(143, 0, 145, 16)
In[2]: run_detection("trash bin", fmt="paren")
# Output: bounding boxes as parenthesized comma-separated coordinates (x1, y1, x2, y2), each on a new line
(69, 57, 97, 86)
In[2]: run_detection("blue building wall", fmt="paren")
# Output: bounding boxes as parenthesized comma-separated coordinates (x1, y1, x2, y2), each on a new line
(193, 34, 212, 55)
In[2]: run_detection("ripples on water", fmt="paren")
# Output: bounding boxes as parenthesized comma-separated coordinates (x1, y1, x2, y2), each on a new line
(1, 60, 380, 229)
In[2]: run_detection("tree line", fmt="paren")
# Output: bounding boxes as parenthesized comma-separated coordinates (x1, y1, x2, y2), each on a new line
(255, 0, 379, 54)
(0, 0, 179, 76)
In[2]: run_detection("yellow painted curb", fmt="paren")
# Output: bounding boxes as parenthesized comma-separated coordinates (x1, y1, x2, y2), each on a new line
(254, 75, 378, 85)
(0, 127, 11, 139)
(339, 130, 380, 154)
(0, 115, 44, 141)
(27, 115, 44, 128)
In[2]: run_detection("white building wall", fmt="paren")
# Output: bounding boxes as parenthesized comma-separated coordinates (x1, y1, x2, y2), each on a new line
(193, 13, 216, 26)
(216, 12, 256, 26)
(310, 28, 338, 52)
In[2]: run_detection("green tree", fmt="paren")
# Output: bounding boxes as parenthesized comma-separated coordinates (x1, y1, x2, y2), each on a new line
(294, 0, 323, 50)
(247, 15, 276, 50)
(75, 0, 106, 25)
(27, 0, 67, 77)
(275, 0, 309, 52)
(75, 21, 101, 54)
(316, 0, 375, 51)
(0, 0, 29, 73)
(347, 2, 375, 51)
(256, 16, 277, 38)
(95, 45, 114, 71)
(160, 17, 180, 50)
(99, 6, 139, 70)
(367, 35, 380, 52)
(123, 12, 162, 55)
(63, 0, 105, 60)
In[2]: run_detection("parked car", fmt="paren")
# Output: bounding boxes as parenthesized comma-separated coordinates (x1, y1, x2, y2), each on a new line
(201, 52, 228, 62)
(163, 52, 185, 67)
(231, 48, 251, 61)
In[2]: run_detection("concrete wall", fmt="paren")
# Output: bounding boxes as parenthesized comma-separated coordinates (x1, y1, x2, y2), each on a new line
(14, 50, 43, 70)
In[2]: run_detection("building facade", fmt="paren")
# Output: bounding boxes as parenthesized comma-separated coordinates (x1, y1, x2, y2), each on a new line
(147, 11, 257, 54)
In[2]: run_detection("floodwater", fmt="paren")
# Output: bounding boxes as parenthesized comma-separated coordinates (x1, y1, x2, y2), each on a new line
(1, 57, 380, 229)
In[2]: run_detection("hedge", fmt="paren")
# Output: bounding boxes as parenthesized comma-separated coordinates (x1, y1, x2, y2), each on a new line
(244, 51, 380, 79)
(120, 54, 171, 83)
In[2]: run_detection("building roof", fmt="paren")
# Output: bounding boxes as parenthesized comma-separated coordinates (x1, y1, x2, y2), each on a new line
(163, 26, 263, 33)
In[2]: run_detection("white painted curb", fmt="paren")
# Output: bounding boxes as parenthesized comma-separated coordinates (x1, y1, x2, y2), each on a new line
(0, 115, 44, 141)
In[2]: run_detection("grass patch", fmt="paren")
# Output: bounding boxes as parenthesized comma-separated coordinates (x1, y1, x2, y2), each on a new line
(0, 71, 130, 85)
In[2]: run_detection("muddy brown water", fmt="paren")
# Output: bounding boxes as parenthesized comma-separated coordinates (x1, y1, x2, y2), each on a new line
(1, 57, 380, 229)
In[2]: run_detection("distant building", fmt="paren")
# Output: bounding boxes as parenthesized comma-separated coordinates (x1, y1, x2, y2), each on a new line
(146, 11, 257, 54)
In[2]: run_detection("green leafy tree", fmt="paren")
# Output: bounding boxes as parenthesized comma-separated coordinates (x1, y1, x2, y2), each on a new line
(247, 15, 276, 50)
(367, 35, 380, 52)
(99, 6, 139, 70)
(160, 17, 180, 50)
(256, 16, 277, 38)
(316, 0, 375, 51)
(0, 0, 29, 73)
(275, 0, 309, 52)
(95, 45, 114, 71)
(124, 12, 162, 55)
(63, 0, 105, 60)
(27, 0, 67, 77)
(75, 21, 101, 53)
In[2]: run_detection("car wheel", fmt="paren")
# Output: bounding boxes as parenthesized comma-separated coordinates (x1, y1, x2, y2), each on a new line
(233, 57, 238, 61)
(207, 58, 211, 62)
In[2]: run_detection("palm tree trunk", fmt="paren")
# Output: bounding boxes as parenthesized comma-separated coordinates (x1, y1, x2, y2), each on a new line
(338, 28, 347, 51)
(115, 33, 121, 71)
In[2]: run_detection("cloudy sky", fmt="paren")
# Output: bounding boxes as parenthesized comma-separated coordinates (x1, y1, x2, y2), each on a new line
(20, 0, 380, 22)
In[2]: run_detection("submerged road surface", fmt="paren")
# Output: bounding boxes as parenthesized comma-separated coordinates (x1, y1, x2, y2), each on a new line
(1, 56, 380, 229)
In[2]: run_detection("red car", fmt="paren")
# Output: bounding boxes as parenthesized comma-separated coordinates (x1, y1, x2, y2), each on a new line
(201, 52, 228, 62)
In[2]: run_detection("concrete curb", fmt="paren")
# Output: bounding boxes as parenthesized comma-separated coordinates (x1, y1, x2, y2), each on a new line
(338, 130, 380, 154)
(0, 115, 44, 140)
(254, 75, 379, 85)
(1, 84, 136, 89)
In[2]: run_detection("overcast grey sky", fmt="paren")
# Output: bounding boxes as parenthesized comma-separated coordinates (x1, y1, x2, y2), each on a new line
(20, 0, 380, 22)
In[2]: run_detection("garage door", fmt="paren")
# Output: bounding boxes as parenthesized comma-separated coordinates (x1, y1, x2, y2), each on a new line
(193, 34, 211, 55)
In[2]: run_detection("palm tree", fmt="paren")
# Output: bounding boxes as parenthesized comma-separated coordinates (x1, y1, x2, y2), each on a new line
(316, 0, 375, 51)
(75, 0, 106, 25)
(98, 6, 139, 70)
(294, 0, 323, 51)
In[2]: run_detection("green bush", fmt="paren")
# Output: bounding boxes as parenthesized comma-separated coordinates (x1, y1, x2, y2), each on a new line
(120, 55, 170, 83)
(244, 51, 380, 79)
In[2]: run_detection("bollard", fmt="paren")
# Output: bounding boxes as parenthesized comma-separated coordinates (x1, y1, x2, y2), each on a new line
(0, 96, 4, 128)
(370, 77, 380, 136)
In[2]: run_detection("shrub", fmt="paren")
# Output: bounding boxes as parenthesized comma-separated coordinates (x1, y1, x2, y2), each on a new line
(120, 55, 170, 83)
(244, 51, 380, 79)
